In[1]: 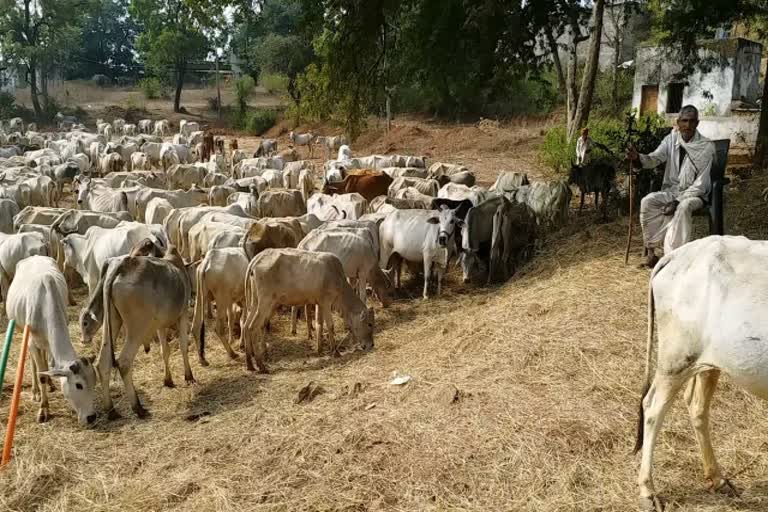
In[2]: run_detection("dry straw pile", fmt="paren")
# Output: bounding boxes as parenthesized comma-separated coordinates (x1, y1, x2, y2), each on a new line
(2, 174, 768, 511)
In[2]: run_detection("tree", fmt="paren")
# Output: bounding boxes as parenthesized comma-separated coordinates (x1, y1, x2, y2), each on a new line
(72, 0, 140, 80)
(603, 0, 637, 114)
(130, 0, 209, 113)
(569, 0, 606, 141)
(0, 0, 90, 118)
(647, 0, 768, 168)
(252, 33, 313, 117)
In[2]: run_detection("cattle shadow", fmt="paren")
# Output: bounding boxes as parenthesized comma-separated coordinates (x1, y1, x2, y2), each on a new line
(183, 373, 267, 419)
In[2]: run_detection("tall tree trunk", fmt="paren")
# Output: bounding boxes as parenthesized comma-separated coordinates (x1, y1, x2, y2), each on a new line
(41, 65, 49, 112)
(566, 43, 578, 136)
(29, 61, 42, 119)
(753, 57, 768, 169)
(569, 0, 606, 142)
(611, 36, 621, 114)
(546, 28, 566, 94)
(173, 64, 185, 113)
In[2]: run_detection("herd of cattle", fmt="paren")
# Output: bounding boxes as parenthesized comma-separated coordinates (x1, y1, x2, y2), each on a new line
(0, 114, 573, 425)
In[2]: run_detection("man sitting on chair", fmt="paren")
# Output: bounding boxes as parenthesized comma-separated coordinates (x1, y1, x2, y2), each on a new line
(627, 105, 715, 268)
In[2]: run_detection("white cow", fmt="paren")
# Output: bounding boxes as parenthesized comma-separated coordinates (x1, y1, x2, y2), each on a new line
(160, 145, 181, 171)
(154, 119, 171, 136)
(0, 231, 49, 298)
(131, 152, 149, 171)
(145, 197, 174, 225)
(191, 247, 249, 364)
(61, 222, 167, 295)
(379, 207, 464, 299)
(138, 119, 154, 134)
(76, 180, 129, 213)
(6, 256, 98, 424)
(288, 131, 315, 157)
(298, 229, 390, 305)
(635, 235, 768, 511)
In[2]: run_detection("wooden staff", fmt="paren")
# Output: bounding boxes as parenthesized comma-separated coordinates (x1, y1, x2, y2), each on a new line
(624, 160, 634, 265)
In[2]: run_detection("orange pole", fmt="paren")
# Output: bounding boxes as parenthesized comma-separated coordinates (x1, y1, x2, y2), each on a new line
(1, 325, 31, 468)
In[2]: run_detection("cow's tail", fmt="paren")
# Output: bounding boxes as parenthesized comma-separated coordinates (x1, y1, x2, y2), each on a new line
(192, 261, 207, 362)
(634, 255, 670, 454)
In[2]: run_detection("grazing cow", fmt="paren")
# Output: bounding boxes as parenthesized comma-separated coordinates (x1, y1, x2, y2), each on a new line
(23, 175, 59, 207)
(145, 197, 174, 225)
(242, 248, 374, 372)
(201, 132, 215, 163)
(288, 131, 315, 157)
(568, 159, 616, 214)
(379, 205, 467, 299)
(167, 164, 207, 190)
(434, 171, 476, 188)
(487, 199, 537, 283)
(427, 162, 469, 179)
(458, 196, 508, 283)
(382, 167, 429, 179)
(337, 144, 352, 161)
(93, 248, 194, 417)
(323, 171, 393, 202)
(517, 180, 571, 228)
(257, 189, 306, 218)
(160, 145, 181, 171)
(131, 152, 150, 171)
(388, 177, 440, 198)
(192, 247, 249, 364)
(187, 221, 241, 262)
(227, 189, 259, 217)
(180, 120, 200, 137)
(61, 222, 167, 295)
(0, 198, 19, 233)
(138, 119, 153, 134)
(633, 236, 768, 511)
(255, 139, 277, 157)
(112, 118, 126, 135)
(99, 152, 124, 176)
(297, 169, 314, 204)
(76, 180, 129, 213)
(208, 184, 239, 207)
(298, 229, 391, 306)
(6, 256, 97, 424)
(437, 183, 490, 206)
(154, 119, 171, 137)
(13, 206, 69, 231)
(0, 231, 49, 299)
(0, 183, 31, 209)
(135, 185, 208, 222)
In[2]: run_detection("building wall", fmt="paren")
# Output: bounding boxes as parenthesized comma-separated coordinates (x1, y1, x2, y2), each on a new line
(632, 45, 736, 117)
(697, 113, 760, 147)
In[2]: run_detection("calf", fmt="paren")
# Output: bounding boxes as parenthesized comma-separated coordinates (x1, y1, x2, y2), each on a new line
(568, 159, 616, 214)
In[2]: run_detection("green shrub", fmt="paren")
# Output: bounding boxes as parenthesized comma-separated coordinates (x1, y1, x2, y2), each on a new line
(235, 75, 256, 112)
(260, 72, 288, 95)
(539, 112, 671, 173)
(243, 109, 277, 135)
(138, 77, 162, 99)
(0, 92, 16, 119)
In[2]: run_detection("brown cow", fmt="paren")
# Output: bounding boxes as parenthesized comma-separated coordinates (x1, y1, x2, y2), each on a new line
(241, 220, 302, 260)
(202, 132, 215, 162)
(322, 171, 393, 202)
(215, 138, 225, 154)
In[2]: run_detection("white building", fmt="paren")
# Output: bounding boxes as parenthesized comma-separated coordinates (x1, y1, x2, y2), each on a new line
(631, 38, 763, 147)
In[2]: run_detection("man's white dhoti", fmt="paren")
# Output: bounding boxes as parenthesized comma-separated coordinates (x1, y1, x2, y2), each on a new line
(640, 192, 704, 254)
(637, 129, 715, 254)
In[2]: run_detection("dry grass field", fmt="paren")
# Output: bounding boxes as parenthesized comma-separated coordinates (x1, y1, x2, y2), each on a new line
(2, 89, 768, 511)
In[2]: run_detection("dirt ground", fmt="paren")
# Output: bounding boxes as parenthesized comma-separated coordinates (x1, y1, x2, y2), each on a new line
(3, 88, 768, 511)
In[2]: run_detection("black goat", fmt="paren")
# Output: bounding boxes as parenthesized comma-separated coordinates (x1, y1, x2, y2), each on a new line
(568, 159, 616, 214)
